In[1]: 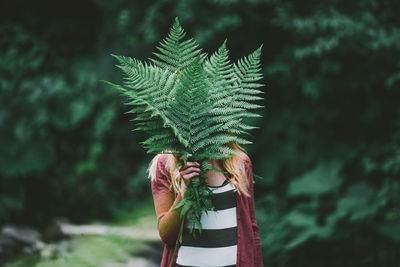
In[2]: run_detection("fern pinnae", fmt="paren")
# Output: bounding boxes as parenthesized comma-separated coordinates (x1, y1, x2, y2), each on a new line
(104, 17, 265, 248)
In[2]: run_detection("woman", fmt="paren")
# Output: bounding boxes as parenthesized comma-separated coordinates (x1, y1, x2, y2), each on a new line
(148, 142, 263, 267)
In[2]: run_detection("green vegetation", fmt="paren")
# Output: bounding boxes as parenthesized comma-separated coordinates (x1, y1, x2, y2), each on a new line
(7, 236, 140, 267)
(1, 0, 399, 266)
(6, 198, 157, 267)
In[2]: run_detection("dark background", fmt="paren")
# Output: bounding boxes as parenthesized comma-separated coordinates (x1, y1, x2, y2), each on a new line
(1, 0, 399, 266)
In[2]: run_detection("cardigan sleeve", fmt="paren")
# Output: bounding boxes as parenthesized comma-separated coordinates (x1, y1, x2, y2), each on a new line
(151, 154, 186, 247)
(245, 155, 264, 267)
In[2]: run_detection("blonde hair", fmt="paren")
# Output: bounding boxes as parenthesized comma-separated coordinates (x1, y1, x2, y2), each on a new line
(148, 142, 250, 198)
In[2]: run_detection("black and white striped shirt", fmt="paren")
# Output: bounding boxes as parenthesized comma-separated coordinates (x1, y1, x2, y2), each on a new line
(176, 179, 237, 267)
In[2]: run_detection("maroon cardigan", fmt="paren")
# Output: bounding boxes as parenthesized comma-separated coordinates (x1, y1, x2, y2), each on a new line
(151, 153, 264, 267)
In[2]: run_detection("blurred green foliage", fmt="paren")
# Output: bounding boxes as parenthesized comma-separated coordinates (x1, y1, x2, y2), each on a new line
(6, 199, 157, 267)
(1, 0, 399, 266)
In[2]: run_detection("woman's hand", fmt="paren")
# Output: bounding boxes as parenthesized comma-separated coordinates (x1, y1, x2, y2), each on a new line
(178, 156, 201, 195)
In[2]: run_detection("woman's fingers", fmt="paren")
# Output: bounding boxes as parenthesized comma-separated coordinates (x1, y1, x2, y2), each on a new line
(180, 161, 200, 171)
(180, 164, 201, 187)
(178, 156, 200, 187)
(180, 166, 201, 176)
(182, 172, 200, 186)
(182, 171, 200, 181)
(180, 163, 201, 172)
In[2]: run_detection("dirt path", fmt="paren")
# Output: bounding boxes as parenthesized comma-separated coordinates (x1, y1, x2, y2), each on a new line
(4, 206, 164, 267)
(58, 215, 163, 267)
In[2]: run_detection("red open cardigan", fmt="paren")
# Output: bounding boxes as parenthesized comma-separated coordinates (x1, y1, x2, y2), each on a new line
(151, 153, 264, 267)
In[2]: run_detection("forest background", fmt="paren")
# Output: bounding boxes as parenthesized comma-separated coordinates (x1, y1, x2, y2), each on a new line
(1, 0, 399, 266)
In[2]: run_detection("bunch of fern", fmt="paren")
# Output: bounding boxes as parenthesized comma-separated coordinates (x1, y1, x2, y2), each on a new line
(103, 17, 264, 246)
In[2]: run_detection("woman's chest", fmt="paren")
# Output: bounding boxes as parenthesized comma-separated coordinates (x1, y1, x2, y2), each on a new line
(177, 182, 238, 266)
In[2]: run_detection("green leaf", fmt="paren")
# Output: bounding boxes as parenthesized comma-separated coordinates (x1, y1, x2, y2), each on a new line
(288, 161, 343, 197)
(104, 17, 264, 238)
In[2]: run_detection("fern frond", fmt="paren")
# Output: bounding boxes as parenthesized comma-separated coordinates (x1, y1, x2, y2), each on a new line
(103, 17, 265, 240)
(150, 17, 203, 72)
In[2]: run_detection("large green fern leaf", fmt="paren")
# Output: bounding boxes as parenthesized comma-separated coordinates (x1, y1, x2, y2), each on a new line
(102, 17, 265, 246)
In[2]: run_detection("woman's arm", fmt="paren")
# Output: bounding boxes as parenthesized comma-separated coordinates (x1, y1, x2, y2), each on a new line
(151, 154, 200, 247)
(151, 155, 185, 246)
(245, 156, 264, 267)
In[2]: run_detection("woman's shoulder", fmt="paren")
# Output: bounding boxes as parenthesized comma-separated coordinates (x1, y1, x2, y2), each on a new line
(236, 150, 252, 167)
(152, 153, 174, 166)
(148, 153, 173, 182)
(157, 153, 174, 168)
(235, 151, 254, 185)
(237, 150, 250, 161)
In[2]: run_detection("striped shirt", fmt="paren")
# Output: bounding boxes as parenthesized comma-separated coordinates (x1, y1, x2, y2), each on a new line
(176, 179, 237, 267)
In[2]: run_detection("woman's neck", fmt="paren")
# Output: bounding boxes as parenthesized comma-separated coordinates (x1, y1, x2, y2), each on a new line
(205, 159, 227, 186)
(208, 158, 223, 171)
